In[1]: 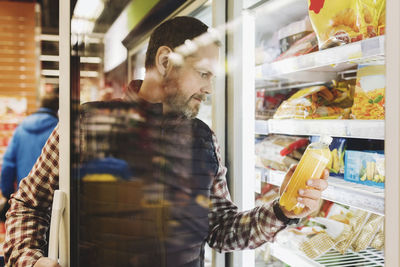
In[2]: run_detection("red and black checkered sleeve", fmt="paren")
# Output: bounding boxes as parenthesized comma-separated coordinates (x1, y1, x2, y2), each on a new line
(4, 125, 60, 267)
(207, 133, 286, 252)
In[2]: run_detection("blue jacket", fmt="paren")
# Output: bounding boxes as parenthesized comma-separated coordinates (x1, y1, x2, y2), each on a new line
(1, 107, 58, 198)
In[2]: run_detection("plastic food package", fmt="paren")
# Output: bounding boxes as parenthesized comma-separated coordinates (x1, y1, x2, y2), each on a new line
(351, 64, 385, 119)
(311, 136, 347, 177)
(335, 209, 370, 254)
(300, 232, 336, 259)
(255, 135, 308, 171)
(351, 213, 384, 252)
(377, 0, 386, 35)
(308, 0, 361, 49)
(299, 217, 349, 258)
(256, 89, 296, 120)
(308, 0, 384, 49)
(326, 203, 353, 224)
(273, 85, 352, 119)
(275, 32, 319, 61)
(275, 225, 326, 255)
(344, 150, 385, 188)
(278, 17, 314, 53)
(358, 0, 386, 38)
(370, 224, 384, 250)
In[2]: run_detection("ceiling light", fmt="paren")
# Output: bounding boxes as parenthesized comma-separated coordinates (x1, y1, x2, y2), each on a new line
(73, 0, 104, 20)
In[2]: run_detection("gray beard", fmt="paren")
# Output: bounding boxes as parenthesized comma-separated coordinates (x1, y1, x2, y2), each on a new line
(165, 94, 199, 119)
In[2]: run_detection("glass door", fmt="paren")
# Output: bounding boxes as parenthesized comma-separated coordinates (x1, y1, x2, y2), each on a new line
(58, 0, 227, 266)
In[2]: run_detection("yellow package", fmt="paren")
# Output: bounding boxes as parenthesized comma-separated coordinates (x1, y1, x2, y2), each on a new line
(335, 209, 370, 254)
(357, 0, 377, 39)
(377, 0, 386, 35)
(351, 214, 383, 252)
(273, 85, 351, 119)
(357, 0, 386, 38)
(370, 225, 384, 250)
(300, 232, 336, 259)
(351, 64, 385, 119)
(308, 0, 362, 49)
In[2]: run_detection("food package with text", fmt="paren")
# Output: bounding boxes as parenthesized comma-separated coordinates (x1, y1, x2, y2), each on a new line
(351, 63, 385, 119)
(344, 150, 385, 188)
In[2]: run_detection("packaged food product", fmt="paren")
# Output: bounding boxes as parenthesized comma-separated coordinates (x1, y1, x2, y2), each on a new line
(308, 0, 361, 49)
(377, 0, 385, 35)
(255, 90, 265, 115)
(344, 150, 385, 188)
(280, 135, 332, 214)
(255, 135, 308, 171)
(311, 136, 347, 177)
(335, 209, 370, 254)
(273, 85, 352, 119)
(300, 232, 336, 259)
(326, 203, 352, 225)
(256, 89, 296, 120)
(275, 32, 319, 61)
(278, 17, 314, 53)
(370, 224, 384, 250)
(357, 0, 376, 39)
(351, 64, 385, 120)
(351, 213, 383, 252)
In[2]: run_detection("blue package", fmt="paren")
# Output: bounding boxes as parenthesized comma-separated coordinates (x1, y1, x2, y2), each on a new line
(310, 136, 346, 177)
(344, 150, 385, 188)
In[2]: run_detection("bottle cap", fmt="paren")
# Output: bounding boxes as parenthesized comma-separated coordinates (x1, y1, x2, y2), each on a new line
(320, 135, 333, 145)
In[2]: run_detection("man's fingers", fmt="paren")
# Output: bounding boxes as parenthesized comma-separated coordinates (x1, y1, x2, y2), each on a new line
(306, 178, 328, 191)
(297, 197, 319, 213)
(299, 188, 321, 200)
(321, 169, 329, 180)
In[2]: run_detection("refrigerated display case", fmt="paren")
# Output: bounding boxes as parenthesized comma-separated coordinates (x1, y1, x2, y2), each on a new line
(226, 0, 398, 266)
(53, 0, 399, 266)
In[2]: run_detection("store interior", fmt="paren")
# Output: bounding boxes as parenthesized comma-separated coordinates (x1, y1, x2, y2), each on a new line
(0, 0, 393, 266)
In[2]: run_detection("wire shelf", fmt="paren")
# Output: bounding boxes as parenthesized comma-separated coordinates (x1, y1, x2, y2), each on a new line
(315, 247, 384, 267)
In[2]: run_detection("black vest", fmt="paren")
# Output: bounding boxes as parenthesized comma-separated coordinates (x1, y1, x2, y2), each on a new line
(75, 102, 219, 267)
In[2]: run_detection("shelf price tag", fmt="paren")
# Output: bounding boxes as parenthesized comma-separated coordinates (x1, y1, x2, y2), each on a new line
(361, 37, 381, 58)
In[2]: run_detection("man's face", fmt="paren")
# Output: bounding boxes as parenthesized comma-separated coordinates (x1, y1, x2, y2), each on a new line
(163, 43, 219, 119)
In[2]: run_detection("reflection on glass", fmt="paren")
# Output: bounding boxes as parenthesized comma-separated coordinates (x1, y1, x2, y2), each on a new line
(72, 16, 221, 266)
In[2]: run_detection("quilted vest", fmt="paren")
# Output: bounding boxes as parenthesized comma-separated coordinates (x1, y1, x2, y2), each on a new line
(76, 101, 219, 267)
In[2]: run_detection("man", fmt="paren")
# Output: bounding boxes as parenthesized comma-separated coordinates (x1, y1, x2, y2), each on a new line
(0, 88, 58, 220)
(4, 17, 328, 267)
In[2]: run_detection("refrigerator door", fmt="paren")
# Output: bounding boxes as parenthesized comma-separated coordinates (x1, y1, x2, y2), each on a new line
(59, 1, 227, 266)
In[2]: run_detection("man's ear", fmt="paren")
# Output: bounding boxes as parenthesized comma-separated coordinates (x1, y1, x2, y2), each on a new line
(155, 46, 173, 77)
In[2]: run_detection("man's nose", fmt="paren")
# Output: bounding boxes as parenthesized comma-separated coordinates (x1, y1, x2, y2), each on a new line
(201, 81, 213, 95)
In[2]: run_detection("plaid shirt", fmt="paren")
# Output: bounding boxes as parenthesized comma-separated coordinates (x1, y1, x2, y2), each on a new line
(4, 124, 286, 266)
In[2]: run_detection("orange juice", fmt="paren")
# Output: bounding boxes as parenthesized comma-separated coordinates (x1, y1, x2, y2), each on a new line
(279, 136, 332, 214)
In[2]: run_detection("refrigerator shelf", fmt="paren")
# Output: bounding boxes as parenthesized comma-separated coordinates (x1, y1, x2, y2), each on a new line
(255, 119, 384, 140)
(260, 36, 385, 80)
(269, 243, 384, 267)
(256, 168, 384, 215)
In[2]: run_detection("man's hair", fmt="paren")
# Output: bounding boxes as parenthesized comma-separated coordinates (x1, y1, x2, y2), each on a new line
(145, 16, 209, 69)
(40, 87, 59, 111)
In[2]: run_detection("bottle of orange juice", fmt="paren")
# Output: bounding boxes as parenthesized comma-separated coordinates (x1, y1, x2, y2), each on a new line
(279, 135, 332, 214)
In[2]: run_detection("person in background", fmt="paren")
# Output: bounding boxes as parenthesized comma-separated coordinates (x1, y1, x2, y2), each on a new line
(4, 17, 328, 267)
(0, 88, 58, 220)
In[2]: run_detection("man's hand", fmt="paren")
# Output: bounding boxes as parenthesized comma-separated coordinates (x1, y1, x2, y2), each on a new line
(279, 164, 329, 219)
(33, 257, 61, 267)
